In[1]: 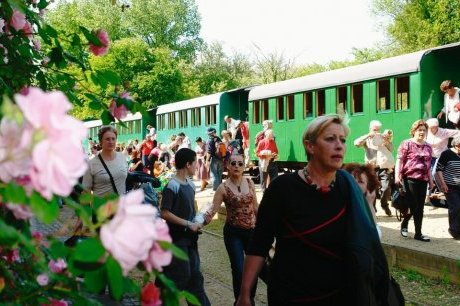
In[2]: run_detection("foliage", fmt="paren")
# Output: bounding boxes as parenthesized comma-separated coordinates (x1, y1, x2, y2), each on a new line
(373, 0, 460, 53)
(0, 1, 196, 305)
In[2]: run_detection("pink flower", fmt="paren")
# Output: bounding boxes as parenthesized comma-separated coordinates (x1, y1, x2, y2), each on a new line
(9, 9, 26, 31)
(32, 231, 44, 242)
(4, 249, 20, 263)
(22, 21, 33, 38)
(6, 203, 34, 220)
(36, 274, 49, 286)
(48, 258, 67, 273)
(41, 299, 68, 306)
(143, 219, 172, 272)
(89, 29, 109, 56)
(141, 282, 162, 306)
(33, 39, 41, 51)
(14, 88, 88, 199)
(100, 190, 158, 276)
(109, 100, 128, 120)
(120, 91, 132, 100)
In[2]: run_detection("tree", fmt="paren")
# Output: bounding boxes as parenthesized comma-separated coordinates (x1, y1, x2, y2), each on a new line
(252, 48, 297, 84)
(373, 0, 460, 52)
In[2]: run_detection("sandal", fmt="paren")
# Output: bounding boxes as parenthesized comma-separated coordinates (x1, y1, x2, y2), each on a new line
(414, 234, 430, 242)
(400, 228, 408, 238)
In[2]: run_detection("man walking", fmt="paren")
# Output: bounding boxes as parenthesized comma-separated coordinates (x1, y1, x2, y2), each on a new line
(205, 127, 224, 191)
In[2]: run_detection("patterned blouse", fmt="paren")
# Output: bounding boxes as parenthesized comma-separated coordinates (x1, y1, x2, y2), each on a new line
(222, 178, 257, 229)
(397, 140, 432, 181)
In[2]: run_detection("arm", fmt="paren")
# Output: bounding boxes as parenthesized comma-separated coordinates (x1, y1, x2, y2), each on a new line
(204, 184, 225, 224)
(354, 133, 371, 147)
(235, 255, 266, 306)
(160, 209, 202, 232)
(250, 180, 258, 216)
(435, 171, 449, 193)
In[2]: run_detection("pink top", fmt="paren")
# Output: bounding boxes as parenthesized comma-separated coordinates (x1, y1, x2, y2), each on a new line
(397, 140, 432, 181)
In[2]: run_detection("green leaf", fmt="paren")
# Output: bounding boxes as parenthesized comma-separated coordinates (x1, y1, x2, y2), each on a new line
(73, 238, 106, 263)
(158, 241, 188, 261)
(90, 71, 107, 89)
(98, 70, 121, 86)
(44, 24, 58, 39)
(38, 0, 49, 10)
(49, 240, 69, 259)
(30, 192, 59, 224)
(4, 182, 27, 204)
(80, 26, 102, 46)
(84, 266, 107, 294)
(101, 110, 115, 125)
(0, 219, 19, 246)
(107, 256, 124, 301)
(179, 291, 201, 306)
(89, 100, 102, 110)
(123, 278, 140, 296)
(71, 34, 81, 47)
(49, 47, 66, 69)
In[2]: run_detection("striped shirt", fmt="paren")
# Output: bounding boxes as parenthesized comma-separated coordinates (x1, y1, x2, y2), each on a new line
(436, 149, 460, 189)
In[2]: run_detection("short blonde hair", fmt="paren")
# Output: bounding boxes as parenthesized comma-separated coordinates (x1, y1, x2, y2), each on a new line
(303, 114, 349, 160)
(409, 119, 428, 137)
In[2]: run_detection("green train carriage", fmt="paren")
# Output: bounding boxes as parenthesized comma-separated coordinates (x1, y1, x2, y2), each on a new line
(155, 87, 250, 146)
(248, 42, 460, 168)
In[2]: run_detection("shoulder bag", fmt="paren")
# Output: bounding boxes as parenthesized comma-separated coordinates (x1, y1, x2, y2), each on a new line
(98, 154, 119, 195)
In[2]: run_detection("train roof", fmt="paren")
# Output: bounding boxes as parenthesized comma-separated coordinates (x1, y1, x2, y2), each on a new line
(156, 86, 253, 114)
(249, 42, 460, 101)
(83, 112, 142, 128)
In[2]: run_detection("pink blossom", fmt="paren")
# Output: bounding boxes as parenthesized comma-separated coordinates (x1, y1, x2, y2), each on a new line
(14, 88, 88, 199)
(36, 274, 49, 286)
(33, 39, 41, 51)
(41, 299, 68, 306)
(109, 100, 128, 120)
(89, 29, 109, 56)
(120, 91, 132, 100)
(32, 231, 44, 242)
(143, 219, 172, 272)
(9, 9, 26, 31)
(22, 21, 33, 39)
(3, 249, 20, 263)
(48, 258, 67, 273)
(0, 119, 32, 183)
(100, 190, 158, 276)
(141, 282, 162, 306)
(6, 203, 34, 220)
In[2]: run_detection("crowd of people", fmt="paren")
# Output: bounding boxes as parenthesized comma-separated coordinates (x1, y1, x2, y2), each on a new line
(78, 79, 460, 305)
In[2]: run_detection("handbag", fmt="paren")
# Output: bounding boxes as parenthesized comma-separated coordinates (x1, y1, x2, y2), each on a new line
(391, 188, 409, 221)
(388, 276, 405, 306)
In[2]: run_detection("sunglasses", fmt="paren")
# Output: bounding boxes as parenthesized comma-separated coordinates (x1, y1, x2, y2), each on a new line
(230, 161, 244, 167)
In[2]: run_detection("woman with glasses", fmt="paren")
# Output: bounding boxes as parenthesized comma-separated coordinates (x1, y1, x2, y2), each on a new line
(204, 154, 259, 305)
(395, 120, 434, 242)
(237, 114, 390, 306)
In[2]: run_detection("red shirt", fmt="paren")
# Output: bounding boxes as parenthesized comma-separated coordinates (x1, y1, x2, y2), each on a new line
(256, 138, 278, 158)
(141, 139, 154, 156)
(240, 122, 249, 148)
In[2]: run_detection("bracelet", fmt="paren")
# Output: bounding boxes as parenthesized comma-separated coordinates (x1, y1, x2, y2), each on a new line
(186, 220, 191, 229)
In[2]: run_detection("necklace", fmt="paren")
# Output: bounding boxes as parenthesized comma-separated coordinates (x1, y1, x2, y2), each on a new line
(230, 178, 242, 192)
(302, 166, 335, 194)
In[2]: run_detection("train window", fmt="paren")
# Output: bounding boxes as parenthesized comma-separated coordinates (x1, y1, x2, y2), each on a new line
(168, 113, 176, 129)
(262, 100, 269, 121)
(316, 90, 325, 116)
(352, 84, 363, 114)
(337, 86, 347, 115)
(395, 76, 409, 110)
(377, 79, 390, 112)
(277, 97, 284, 121)
(303, 92, 313, 118)
(179, 110, 187, 128)
(157, 114, 164, 130)
(190, 109, 195, 126)
(196, 108, 201, 126)
(253, 101, 260, 124)
(287, 95, 295, 120)
(205, 105, 217, 125)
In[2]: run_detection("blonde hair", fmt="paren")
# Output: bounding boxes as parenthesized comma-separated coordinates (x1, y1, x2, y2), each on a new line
(303, 114, 349, 160)
(409, 119, 428, 137)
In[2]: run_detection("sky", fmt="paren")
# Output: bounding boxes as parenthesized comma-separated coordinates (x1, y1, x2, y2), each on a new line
(195, 0, 387, 65)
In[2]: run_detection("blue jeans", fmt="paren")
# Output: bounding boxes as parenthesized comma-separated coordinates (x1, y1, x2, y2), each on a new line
(210, 158, 223, 191)
(157, 245, 210, 306)
(260, 161, 278, 191)
(223, 223, 257, 304)
(445, 188, 460, 237)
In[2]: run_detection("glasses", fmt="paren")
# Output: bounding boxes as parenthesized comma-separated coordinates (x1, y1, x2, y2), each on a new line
(230, 161, 244, 167)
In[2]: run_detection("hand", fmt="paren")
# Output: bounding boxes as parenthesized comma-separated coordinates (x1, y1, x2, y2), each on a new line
(204, 211, 212, 225)
(441, 183, 449, 193)
(437, 111, 444, 119)
(188, 222, 202, 233)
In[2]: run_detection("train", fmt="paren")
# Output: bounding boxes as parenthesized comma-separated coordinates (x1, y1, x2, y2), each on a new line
(83, 42, 460, 169)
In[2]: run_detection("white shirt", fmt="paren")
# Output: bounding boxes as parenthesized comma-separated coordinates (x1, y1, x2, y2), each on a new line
(426, 127, 460, 158)
(443, 87, 460, 124)
(226, 118, 238, 139)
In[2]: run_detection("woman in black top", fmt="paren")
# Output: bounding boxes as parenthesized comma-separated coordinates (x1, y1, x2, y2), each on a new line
(237, 114, 390, 306)
(435, 135, 460, 239)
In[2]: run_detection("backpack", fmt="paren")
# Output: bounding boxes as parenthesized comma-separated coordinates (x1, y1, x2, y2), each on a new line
(215, 140, 227, 159)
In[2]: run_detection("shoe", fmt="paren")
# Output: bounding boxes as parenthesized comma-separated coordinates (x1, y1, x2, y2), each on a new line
(414, 234, 430, 242)
(384, 207, 392, 216)
(448, 229, 460, 240)
(400, 228, 408, 238)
